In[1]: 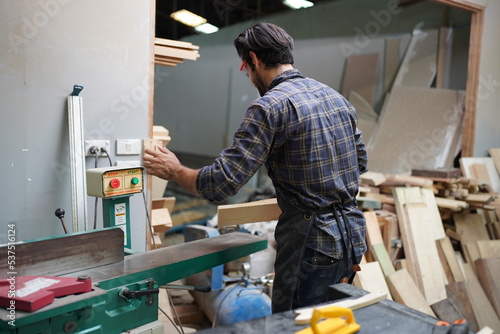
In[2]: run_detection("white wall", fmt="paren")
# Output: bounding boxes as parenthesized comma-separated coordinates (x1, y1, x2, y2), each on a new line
(0, 0, 153, 251)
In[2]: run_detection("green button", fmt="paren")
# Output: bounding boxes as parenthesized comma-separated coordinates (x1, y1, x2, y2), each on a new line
(131, 177, 139, 185)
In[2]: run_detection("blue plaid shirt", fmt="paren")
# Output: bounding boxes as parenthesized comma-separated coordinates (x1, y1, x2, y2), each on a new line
(197, 69, 367, 259)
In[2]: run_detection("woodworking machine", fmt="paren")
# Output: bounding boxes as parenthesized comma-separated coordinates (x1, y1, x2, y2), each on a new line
(0, 227, 267, 333)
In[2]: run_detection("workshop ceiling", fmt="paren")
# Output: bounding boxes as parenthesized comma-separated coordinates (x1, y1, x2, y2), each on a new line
(155, 0, 334, 40)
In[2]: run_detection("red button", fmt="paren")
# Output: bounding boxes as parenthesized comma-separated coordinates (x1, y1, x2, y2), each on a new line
(109, 178, 121, 189)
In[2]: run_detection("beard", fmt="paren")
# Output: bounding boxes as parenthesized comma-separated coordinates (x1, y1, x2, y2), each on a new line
(251, 71, 268, 97)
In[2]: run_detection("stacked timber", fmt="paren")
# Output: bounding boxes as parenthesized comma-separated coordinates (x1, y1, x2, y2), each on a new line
(154, 38, 200, 67)
(355, 160, 500, 333)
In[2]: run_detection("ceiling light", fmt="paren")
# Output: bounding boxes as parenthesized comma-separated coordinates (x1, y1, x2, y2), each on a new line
(194, 23, 219, 34)
(283, 0, 314, 10)
(170, 9, 207, 28)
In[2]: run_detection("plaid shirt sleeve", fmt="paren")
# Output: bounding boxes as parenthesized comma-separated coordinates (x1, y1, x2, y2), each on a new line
(196, 104, 274, 202)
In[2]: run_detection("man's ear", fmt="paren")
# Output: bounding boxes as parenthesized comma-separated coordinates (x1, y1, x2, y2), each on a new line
(249, 51, 260, 68)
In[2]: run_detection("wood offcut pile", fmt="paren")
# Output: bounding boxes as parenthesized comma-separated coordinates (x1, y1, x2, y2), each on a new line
(355, 151, 500, 333)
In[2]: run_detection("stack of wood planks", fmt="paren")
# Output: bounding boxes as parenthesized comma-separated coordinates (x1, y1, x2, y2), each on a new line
(154, 38, 200, 67)
(356, 161, 500, 333)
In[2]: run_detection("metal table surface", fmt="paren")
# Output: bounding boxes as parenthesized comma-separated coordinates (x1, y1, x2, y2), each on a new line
(0, 232, 267, 328)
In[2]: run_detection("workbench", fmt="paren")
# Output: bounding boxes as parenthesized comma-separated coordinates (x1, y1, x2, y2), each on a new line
(197, 283, 475, 334)
(0, 227, 267, 333)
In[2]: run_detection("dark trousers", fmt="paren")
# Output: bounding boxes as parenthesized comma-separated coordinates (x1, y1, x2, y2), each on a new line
(271, 196, 360, 313)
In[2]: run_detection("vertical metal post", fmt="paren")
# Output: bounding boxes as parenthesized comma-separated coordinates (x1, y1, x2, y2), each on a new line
(68, 85, 88, 232)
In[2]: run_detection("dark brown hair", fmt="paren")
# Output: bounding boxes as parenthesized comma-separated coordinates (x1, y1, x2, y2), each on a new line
(234, 22, 294, 69)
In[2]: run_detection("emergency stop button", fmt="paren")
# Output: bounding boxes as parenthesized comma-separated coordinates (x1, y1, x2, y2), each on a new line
(110, 178, 121, 189)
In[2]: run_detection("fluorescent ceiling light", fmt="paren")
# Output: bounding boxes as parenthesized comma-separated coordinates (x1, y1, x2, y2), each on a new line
(283, 0, 314, 9)
(170, 9, 207, 27)
(194, 23, 219, 34)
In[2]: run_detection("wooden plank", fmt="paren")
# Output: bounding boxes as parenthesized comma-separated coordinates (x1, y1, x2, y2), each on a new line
(393, 187, 447, 304)
(460, 157, 500, 193)
(463, 263, 500, 332)
(431, 298, 463, 323)
(436, 27, 453, 89)
(386, 269, 435, 317)
(434, 197, 469, 211)
(353, 261, 393, 300)
(466, 193, 495, 204)
(367, 86, 464, 174)
(403, 202, 447, 303)
(341, 53, 379, 107)
(411, 168, 462, 178)
(384, 37, 400, 92)
(436, 237, 464, 282)
(360, 171, 387, 186)
(152, 207, 172, 233)
(217, 198, 281, 226)
(463, 242, 481, 272)
(453, 213, 490, 246)
(488, 148, 500, 175)
(348, 91, 378, 143)
(385, 174, 434, 188)
(152, 197, 176, 213)
(363, 211, 396, 276)
(372, 243, 396, 277)
(476, 240, 500, 259)
(436, 238, 456, 284)
(154, 37, 199, 50)
(470, 163, 493, 189)
(475, 258, 500, 318)
(154, 45, 200, 61)
(0, 228, 124, 279)
(364, 211, 384, 245)
(393, 29, 438, 87)
(446, 281, 480, 332)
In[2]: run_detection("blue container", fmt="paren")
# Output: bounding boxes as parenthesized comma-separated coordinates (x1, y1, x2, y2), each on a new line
(212, 284, 272, 326)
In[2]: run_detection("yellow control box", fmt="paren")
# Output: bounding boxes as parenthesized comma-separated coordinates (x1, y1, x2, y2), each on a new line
(86, 166, 144, 198)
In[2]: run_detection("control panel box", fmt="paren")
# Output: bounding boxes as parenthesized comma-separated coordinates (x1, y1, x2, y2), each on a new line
(87, 166, 144, 198)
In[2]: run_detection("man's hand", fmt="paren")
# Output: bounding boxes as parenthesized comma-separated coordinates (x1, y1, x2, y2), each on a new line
(143, 146, 200, 195)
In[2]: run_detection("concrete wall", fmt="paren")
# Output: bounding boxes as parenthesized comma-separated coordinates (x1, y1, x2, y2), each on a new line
(154, 0, 474, 160)
(0, 0, 152, 251)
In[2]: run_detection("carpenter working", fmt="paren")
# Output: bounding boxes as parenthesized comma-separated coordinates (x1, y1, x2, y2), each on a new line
(143, 22, 368, 314)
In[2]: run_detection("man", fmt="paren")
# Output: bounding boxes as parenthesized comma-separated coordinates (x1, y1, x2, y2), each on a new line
(143, 22, 367, 313)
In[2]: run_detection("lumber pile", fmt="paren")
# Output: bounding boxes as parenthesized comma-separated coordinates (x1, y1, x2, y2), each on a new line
(154, 38, 200, 67)
(355, 166, 500, 333)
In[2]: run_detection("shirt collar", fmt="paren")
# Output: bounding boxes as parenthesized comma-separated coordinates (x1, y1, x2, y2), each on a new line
(268, 69, 304, 90)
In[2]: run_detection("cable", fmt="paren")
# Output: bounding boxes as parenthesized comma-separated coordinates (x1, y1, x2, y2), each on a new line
(167, 289, 185, 334)
(142, 191, 156, 249)
(158, 305, 183, 334)
(100, 147, 113, 166)
(91, 148, 100, 230)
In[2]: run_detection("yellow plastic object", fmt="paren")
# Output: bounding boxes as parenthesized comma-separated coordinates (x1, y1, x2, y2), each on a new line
(295, 306, 361, 334)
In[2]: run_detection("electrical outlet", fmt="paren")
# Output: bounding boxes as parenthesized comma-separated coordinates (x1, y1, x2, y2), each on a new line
(84, 140, 111, 157)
